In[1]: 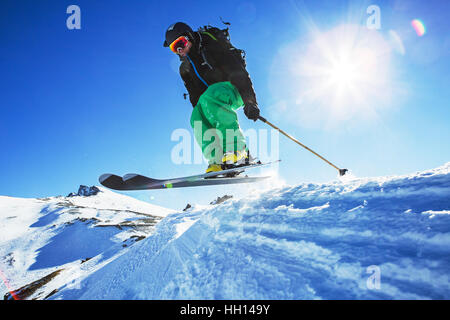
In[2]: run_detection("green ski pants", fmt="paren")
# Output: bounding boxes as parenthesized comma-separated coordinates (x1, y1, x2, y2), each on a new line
(190, 81, 246, 164)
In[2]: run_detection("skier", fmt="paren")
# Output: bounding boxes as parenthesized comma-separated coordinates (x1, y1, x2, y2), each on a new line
(163, 22, 260, 173)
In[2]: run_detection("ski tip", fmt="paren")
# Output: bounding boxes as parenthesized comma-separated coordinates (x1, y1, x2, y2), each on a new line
(98, 173, 128, 190)
(123, 173, 139, 182)
(99, 173, 113, 184)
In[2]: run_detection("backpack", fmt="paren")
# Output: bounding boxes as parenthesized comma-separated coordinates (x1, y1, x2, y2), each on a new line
(196, 25, 247, 68)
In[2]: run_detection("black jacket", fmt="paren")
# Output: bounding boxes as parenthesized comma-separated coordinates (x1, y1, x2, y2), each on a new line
(179, 32, 258, 108)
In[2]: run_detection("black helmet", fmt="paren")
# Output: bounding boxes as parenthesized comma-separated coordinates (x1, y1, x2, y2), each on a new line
(163, 22, 194, 47)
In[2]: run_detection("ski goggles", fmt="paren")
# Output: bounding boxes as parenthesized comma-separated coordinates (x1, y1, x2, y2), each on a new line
(169, 35, 189, 53)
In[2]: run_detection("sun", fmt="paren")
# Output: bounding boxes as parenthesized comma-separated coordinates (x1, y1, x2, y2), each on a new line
(328, 55, 358, 92)
(323, 44, 381, 106)
(270, 24, 394, 128)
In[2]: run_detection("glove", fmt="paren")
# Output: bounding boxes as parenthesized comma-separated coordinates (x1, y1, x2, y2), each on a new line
(244, 103, 260, 121)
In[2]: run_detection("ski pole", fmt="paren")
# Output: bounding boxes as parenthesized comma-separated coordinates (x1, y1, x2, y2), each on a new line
(258, 115, 348, 176)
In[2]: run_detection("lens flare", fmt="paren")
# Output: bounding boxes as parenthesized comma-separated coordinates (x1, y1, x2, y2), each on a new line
(0, 269, 19, 300)
(411, 19, 426, 37)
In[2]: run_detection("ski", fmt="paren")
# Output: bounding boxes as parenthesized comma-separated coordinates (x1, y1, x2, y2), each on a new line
(99, 160, 279, 191)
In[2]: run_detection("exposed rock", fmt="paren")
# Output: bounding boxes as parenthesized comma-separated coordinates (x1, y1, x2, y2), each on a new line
(210, 195, 233, 205)
(3, 269, 63, 300)
(81, 257, 92, 264)
(67, 185, 101, 197)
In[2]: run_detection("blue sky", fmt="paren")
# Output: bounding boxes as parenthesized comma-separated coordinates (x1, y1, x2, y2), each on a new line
(1, 0, 449, 210)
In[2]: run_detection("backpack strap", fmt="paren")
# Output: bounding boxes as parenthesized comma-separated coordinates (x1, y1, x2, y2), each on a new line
(196, 31, 213, 70)
(201, 31, 217, 41)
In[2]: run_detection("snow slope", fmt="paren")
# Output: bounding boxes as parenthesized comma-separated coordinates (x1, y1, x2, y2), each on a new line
(49, 163, 450, 300)
(0, 187, 174, 300)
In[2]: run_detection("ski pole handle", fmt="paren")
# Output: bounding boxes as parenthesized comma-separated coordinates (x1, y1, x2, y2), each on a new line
(258, 115, 268, 123)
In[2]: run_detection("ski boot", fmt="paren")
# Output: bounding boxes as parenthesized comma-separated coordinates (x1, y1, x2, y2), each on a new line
(205, 149, 257, 177)
(205, 163, 224, 174)
(222, 149, 250, 168)
(221, 149, 258, 177)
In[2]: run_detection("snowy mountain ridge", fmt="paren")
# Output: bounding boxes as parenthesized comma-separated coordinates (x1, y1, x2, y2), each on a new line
(0, 186, 174, 300)
(1, 163, 450, 300)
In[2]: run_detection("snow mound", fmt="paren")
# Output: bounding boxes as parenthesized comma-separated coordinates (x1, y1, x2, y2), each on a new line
(53, 163, 450, 300)
(0, 187, 174, 300)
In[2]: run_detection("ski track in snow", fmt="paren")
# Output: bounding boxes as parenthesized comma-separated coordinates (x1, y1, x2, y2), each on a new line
(44, 163, 450, 300)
